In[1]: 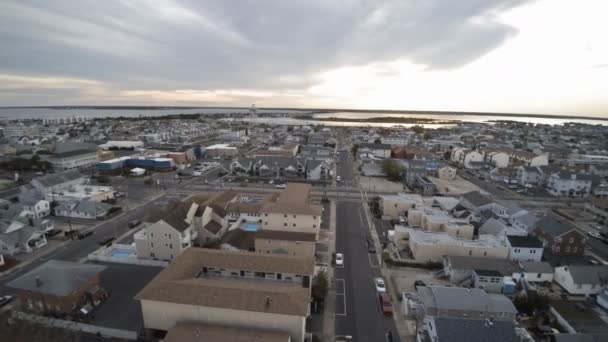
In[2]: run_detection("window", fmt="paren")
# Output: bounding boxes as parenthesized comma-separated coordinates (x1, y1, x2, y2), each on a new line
(265, 213, 268, 217)
(293, 224, 296, 227)
(313, 224, 317, 228)
(565, 246, 570, 253)
(569, 237, 574, 243)
(284, 223, 287, 227)
(284, 214, 287, 218)
(483, 251, 487, 256)
(151, 242, 154, 248)
(313, 216, 317, 219)
(537, 273, 541, 278)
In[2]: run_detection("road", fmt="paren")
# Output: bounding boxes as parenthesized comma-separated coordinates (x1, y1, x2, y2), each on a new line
(334, 146, 399, 341)
(0, 193, 186, 294)
(336, 150, 355, 188)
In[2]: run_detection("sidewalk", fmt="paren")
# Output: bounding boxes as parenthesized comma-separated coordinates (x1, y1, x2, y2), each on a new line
(321, 199, 337, 342)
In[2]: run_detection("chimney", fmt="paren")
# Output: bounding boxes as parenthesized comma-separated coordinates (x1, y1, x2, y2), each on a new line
(35, 276, 42, 288)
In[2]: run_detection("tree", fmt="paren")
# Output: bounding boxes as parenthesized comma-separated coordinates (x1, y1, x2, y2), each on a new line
(382, 159, 405, 182)
(351, 144, 359, 158)
(312, 270, 329, 302)
(411, 125, 424, 134)
(423, 132, 432, 140)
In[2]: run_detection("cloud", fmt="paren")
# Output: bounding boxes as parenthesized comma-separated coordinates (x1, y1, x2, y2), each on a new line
(0, 0, 529, 96)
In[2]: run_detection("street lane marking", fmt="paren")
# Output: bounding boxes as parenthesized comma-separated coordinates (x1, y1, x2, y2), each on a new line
(335, 279, 347, 316)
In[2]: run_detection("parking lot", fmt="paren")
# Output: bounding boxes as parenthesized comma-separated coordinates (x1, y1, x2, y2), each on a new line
(89, 262, 163, 331)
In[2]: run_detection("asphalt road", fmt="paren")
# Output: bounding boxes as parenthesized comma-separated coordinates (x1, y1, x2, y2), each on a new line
(336, 150, 355, 188)
(335, 201, 399, 342)
(0, 193, 186, 294)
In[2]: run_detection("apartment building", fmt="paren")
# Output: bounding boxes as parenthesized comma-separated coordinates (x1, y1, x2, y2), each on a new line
(136, 248, 313, 342)
(260, 183, 322, 238)
(135, 202, 199, 261)
(532, 214, 586, 257)
(546, 171, 592, 198)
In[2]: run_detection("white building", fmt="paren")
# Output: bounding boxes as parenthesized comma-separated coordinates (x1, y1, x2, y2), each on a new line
(517, 261, 554, 283)
(487, 151, 510, 168)
(358, 143, 391, 159)
(554, 265, 608, 296)
(437, 165, 457, 180)
(99, 140, 144, 150)
(135, 202, 198, 262)
(379, 193, 424, 219)
(546, 171, 592, 198)
(505, 235, 543, 262)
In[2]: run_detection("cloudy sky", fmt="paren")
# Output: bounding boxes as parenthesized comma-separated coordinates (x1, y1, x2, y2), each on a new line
(0, 0, 607, 116)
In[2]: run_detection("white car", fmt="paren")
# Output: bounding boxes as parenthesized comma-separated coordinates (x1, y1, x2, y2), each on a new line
(192, 170, 202, 177)
(336, 176, 341, 182)
(275, 184, 286, 189)
(335, 253, 344, 266)
(375, 278, 386, 293)
(590, 224, 603, 230)
(588, 232, 602, 239)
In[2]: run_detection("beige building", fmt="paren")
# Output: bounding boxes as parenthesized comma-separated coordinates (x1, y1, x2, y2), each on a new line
(135, 202, 199, 261)
(437, 165, 457, 180)
(397, 227, 508, 263)
(407, 208, 474, 239)
(136, 248, 313, 342)
(164, 322, 290, 342)
(380, 193, 425, 219)
(255, 230, 316, 258)
(260, 183, 322, 238)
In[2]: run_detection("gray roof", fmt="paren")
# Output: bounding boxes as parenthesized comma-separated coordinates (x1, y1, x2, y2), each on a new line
(506, 235, 543, 248)
(359, 143, 391, 150)
(462, 191, 493, 207)
(553, 171, 593, 181)
(513, 212, 540, 227)
(418, 286, 517, 315)
(534, 214, 579, 237)
(434, 317, 519, 342)
(566, 265, 608, 285)
(0, 219, 39, 248)
(479, 218, 508, 236)
(520, 261, 553, 274)
(446, 256, 521, 276)
(7, 260, 106, 296)
(34, 169, 83, 188)
(554, 334, 596, 342)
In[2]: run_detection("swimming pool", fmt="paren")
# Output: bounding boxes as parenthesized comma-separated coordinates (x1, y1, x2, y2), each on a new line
(110, 249, 135, 258)
(243, 223, 260, 232)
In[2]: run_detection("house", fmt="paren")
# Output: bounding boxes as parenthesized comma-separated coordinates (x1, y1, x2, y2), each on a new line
(592, 184, 608, 198)
(516, 166, 542, 186)
(486, 151, 510, 168)
(135, 201, 198, 261)
(7, 260, 107, 315)
(53, 199, 112, 219)
(518, 261, 554, 283)
(533, 214, 586, 256)
(509, 211, 540, 234)
(416, 176, 435, 195)
(135, 248, 313, 342)
(399, 227, 508, 263)
(590, 164, 608, 178)
(300, 146, 332, 160)
(402, 159, 427, 188)
(358, 143, 391, 159)
(418, 316, 520, 342)
(554, 265, 608, 296)
(459, 191, 495, 216)
(164, 322, 290, 342)
(406, 286, 518, 321)
(546, 171, 592, 198)
(442, 255, 521, 285)
(437, 165, 457, 180)
(406, 209, 475, 239)
(31, 169, 85, 194)
(505, 235, 543, 262)
(18, 190, 51, 219)
(0, 219, 47, 256)
(260, 183, 322, 238)
(478, 218, 527, 238)
(305, 160, 331, 181)
(452, 149, 484, 169)
(584, 198, 608, 224)
(195, 204, 229, 245)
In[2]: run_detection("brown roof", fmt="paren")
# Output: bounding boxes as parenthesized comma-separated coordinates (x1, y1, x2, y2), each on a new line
(220, 229, 256, 251)
(261, 183, 322, 216)
(203, 221, 224, 235)
(164, 322, 290, 342)
(162, 202, 196, 232)
(135, 248, 311, 316)
(255, 230, 316, 242)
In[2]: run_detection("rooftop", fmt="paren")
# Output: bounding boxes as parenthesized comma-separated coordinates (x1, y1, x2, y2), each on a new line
(262, 183, 322, 216)
(407, 228, 505, 248)
(164, 322, 290, 342)
(446, 256, 521, 276)
(418, 286, 517, 315)
(461, 191, 494, 207)
(535, 213, 579, 237)
(7, 260, 106, 296)
(506, 235, 543, 248)
(433, 317, 519, 342)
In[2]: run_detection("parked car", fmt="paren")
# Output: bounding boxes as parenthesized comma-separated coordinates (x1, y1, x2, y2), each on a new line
(378, 293, 393, 315)
(0, 295, 15, 308)
(335, 253, 344, 266)
(414, 280, 427, 288)
(275, 184, 286, 189)
(375, 278, 386, 293)
(77, 231, 93, 240)
(192, 170, 202, 177)
(113, 191, 126, 198)
(44, 229, 62, 238)
(367, 239, 376, 254)
(588, 232, 602, 239)
(336, 176, 341, 182)
(128, 220, 141, 228)
(508, 185, 518, 190)
(98, 236, 116, 246)
(590, 223, 604, 230)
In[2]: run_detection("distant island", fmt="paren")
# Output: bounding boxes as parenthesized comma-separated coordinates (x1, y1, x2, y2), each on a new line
(295, 114, 457, 125)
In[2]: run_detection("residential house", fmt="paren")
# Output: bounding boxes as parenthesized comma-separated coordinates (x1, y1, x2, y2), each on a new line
(590, 164, 608, 178)
(358, 143, 391, 159)
(516, 166, 543, 186)
(505, 235, 543, 262)
(584, 198, 608, 224)
(546, 171, 592, 198)
(485, 151, 510, 168)
(592, 184, 608, 198)
(509, 212, 540, 234)
(305, 160, 331, 181)
(7, 260, 107, 315)
(533, 214, 586, 256)
(300, 146, 332, 160)
(554, 265, 608, 296)
(459, 191, 495, 218)
(31, 169, 85, 195)
(452, 148, 484, 169)
(135, 201, 198, 261)
(418, 316, 520, 342)
(54, 199, 111, 219)
(0, 219, 47, 256)
(135, 248, 313, 342)
(518, 261, 554, 283)
(478, 218, 527, 239)
(195, 204, 229, 245)
(407, 209, 475, 239)
(437, 165, 457, 180)
(18, 190, 51, 219)
(442, 255, 521, 285)
(402, 159, 427, 188)
(48, 142, 99, 171)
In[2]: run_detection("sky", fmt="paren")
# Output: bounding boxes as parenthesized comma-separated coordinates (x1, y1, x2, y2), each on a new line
(0, 0, 607, 117)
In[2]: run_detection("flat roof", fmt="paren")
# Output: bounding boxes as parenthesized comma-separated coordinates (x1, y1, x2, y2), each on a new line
(408, 228, 505, 248)
(164, 322, 290, 342)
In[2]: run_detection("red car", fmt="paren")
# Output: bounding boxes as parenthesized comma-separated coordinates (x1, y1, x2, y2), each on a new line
(378, 293, 393, 315)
